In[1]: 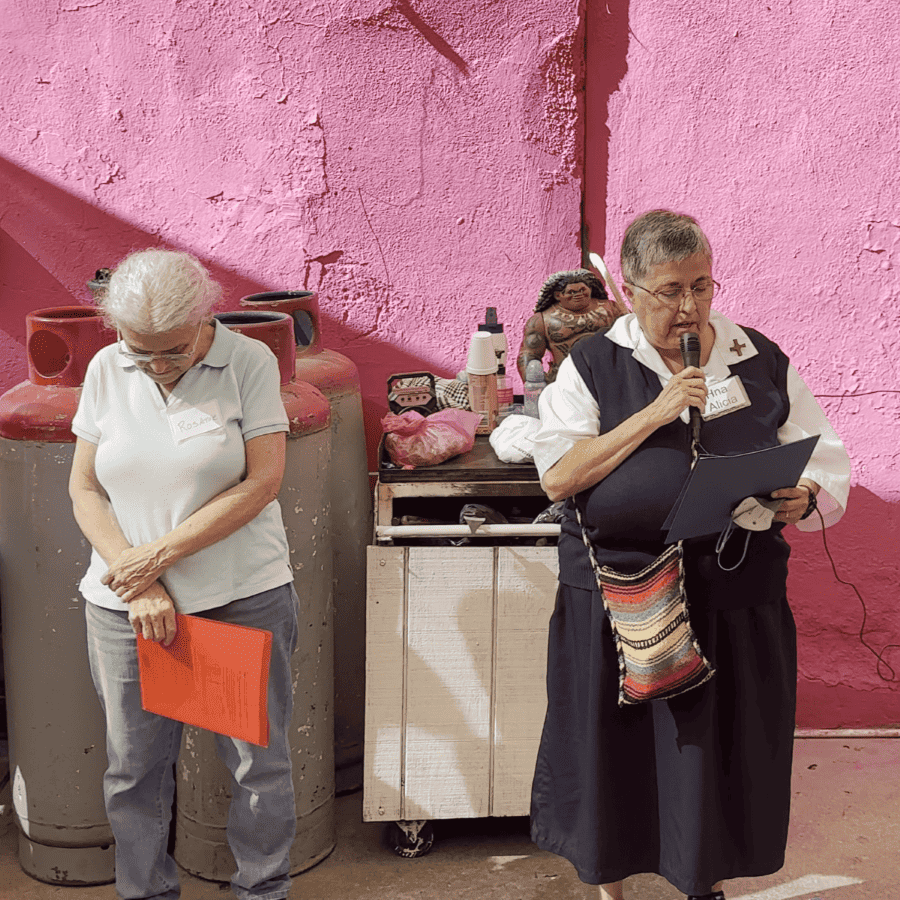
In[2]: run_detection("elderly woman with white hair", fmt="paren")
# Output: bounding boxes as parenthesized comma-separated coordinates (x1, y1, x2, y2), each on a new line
(69, 248, 298, 900)
(529, 211, 851, 900)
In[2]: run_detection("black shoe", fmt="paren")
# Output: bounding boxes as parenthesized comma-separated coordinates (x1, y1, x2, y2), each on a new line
(687, 893, 725, 900)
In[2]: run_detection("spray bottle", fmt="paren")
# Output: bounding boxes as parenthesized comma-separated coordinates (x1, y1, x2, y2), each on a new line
(467, 331, 499, 434)
(478, 307, 512, 420)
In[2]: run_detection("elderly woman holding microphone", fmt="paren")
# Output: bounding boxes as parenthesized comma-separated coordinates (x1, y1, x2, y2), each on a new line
(529, 211, 851, 900)
(69, 249, 298, 900)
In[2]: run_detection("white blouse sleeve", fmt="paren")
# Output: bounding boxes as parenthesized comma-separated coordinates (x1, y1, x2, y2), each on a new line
(531, 356, 601, 482)
(778, 365, 851, 530)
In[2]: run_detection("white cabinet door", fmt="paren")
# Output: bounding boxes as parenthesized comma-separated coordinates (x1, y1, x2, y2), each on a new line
(492, 547, 558, 815)
(364, 545, 557, 822)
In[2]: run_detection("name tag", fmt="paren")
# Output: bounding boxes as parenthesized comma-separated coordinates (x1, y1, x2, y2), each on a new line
(168, 400, 223, 443)
(703, 376, 751, 421)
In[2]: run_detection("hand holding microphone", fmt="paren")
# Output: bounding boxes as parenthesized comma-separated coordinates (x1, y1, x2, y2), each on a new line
(646, 333, 706, 428)
(648, 365, 707, 427)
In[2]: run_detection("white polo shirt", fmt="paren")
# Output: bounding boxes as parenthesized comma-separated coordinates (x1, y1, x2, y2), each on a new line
(72, 319, 292, 614)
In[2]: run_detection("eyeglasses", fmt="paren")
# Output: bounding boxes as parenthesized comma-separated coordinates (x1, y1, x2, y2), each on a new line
(627, 278, 719, 308)
(117, 324, 202, 365)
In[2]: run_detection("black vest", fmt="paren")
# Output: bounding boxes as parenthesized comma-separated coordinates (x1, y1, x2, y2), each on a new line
(559, 327, 793, 610)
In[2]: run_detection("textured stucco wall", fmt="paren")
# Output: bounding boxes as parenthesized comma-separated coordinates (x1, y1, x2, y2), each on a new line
(3, 0, 898, 728)
(586, 1, 900, 726)
(0, 0, 585, 449)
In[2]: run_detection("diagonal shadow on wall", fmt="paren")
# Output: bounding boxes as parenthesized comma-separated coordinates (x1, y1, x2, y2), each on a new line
(0, 155, 447, 466)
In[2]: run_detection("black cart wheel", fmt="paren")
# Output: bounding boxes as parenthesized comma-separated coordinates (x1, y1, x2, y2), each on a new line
(386, 820, 435, 858)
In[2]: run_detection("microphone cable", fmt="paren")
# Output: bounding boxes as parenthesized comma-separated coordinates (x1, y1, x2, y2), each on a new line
(811, 387, 900, 681)
(811, 506, 899, 683)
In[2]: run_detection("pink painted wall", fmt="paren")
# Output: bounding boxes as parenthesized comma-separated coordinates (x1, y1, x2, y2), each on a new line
(2, 0, 897, 727)
(0, 0, 585, 455)
(586, 1, 900, 726)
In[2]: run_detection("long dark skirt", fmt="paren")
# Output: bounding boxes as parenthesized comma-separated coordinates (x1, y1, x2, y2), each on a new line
(530, 583, 797, 895)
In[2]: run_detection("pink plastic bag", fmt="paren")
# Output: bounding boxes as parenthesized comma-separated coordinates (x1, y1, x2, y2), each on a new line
(381, 409, 482, 468)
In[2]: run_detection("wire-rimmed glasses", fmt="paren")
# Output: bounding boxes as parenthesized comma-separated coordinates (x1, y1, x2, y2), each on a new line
(626, 278, 720, 308)
(116, 323, 203, 365)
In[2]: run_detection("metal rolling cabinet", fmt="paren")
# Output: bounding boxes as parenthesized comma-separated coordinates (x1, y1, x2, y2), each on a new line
(363, 436, 559, 856)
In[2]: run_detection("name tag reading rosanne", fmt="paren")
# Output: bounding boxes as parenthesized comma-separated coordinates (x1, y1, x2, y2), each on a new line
(702, 376, 751, 421)
(168, 400, 223, 443)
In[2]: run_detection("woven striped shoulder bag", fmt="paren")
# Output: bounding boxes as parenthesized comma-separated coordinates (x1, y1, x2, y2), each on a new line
(577, 510, 715, 706)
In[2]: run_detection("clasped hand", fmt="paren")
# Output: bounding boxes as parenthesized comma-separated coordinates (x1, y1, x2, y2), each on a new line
(101, 542, 168, 602)
(127, 583, 178, 646)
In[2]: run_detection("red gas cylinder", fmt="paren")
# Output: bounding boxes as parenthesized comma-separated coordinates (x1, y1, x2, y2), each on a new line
(0, 306, 116, 441)
(0, 306, 116, 885)
(213, 311, 297, 386)
(175, 311, 336, 879)
(239, 291, 371, 793)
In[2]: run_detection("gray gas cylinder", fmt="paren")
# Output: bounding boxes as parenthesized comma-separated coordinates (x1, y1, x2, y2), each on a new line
(174, 312, 336, 880)
(0, 306, 116, 885)
(240, 291, 371, 794)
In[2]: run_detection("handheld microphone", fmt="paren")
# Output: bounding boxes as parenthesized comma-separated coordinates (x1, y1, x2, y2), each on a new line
(680, 331, 702, 445)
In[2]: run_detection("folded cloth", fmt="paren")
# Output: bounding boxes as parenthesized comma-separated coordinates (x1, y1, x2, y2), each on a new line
(489, 414, 541, 463)
(435, 377, 472, 410)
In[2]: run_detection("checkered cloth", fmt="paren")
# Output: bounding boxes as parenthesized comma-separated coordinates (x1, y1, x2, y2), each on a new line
(434, 377, 471, 410)
(388, 374, 471, 411)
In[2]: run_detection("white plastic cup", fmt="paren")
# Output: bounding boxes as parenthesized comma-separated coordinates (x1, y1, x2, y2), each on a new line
(466, 331, 498, 375)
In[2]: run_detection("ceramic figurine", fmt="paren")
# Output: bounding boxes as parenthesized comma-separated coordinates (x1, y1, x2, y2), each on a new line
(516, 269, 624, 384)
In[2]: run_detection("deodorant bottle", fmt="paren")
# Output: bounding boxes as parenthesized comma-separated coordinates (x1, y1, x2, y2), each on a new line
(523, 359, 546, 418)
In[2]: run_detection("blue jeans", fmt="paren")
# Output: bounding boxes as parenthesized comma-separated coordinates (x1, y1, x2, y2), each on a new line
(86, 583, 299, 900)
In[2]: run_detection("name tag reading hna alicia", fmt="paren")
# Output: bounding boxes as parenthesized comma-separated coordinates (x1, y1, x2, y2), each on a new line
(168, 400, 223, 443)
(702, 376, 751, 421)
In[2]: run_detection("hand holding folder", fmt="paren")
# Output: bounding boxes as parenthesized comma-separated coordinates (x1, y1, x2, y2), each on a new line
(137, 613, 272, 747)
(663, 435, 820, 543)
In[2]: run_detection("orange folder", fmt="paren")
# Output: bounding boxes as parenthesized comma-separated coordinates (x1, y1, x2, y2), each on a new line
(137, 613, 272, 747)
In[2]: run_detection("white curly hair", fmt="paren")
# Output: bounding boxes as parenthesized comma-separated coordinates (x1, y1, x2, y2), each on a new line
(98, 248, 222, 333)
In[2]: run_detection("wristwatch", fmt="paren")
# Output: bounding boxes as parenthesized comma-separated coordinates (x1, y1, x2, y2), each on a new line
(799, 486, 818, 521)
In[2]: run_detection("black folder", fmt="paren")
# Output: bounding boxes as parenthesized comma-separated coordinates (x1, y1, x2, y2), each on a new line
(663, 435, 820, 543)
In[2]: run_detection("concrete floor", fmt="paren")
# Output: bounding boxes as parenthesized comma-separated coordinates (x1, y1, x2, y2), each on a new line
(1, 739, 896, 900)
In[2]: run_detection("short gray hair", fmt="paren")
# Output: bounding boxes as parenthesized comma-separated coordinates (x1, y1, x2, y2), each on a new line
(99, 249, 222, 333)
(620, 210, 712, 285)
